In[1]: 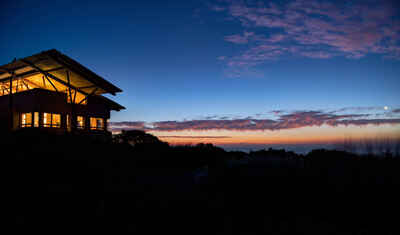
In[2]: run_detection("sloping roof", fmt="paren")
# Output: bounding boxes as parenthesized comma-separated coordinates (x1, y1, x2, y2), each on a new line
(0, 49, 122, 95)
(98, 95, 126, 111)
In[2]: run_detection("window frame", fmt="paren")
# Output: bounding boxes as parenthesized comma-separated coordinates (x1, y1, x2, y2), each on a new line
(77, 116, 85, 129)
(90, 117, 104, 130)
(34, 112, 39, 127)
(43, 112, 62, 128)
(20, 113, 33, 128)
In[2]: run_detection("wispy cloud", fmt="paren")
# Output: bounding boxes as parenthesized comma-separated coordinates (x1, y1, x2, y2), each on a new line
(158, 136, 232, 139)
(332, 106, 384, 113)
(224, 31, 254, 44)
(210, 0, 400, 77)
(110, 108, 400, 132)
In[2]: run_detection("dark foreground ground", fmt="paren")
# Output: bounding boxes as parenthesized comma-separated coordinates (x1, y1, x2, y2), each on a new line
(6, 130, 400, 234)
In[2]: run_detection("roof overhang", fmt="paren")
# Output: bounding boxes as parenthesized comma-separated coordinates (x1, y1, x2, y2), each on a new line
(99, 95, 126, 111)
(0, 49, 123, 96)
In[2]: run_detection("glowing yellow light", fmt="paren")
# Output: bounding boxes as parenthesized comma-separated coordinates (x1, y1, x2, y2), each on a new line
(77, 116, 85, 129)
(34, 112, 39, 127)
(22, 114, 26, 125)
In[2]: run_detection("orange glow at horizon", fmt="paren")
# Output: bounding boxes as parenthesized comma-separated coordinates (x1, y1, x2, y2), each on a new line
(149, 124, 400, 146)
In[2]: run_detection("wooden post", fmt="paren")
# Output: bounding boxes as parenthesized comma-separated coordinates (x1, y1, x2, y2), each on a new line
(66, 70, 72, 103)
(9, 70, 14, 130)
(61, 114, 67, 132)
(73, 89, 77, 103)
(85, 116, 90, 131)
(66, 70, 76, 132)
(39, 112, 43, 128)
(104, 118, 108, 131)
(42, 76, 46, 88)
(44, 75, 58, 92)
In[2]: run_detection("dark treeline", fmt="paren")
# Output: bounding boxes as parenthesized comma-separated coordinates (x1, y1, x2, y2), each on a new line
(7, 129, 400, 234)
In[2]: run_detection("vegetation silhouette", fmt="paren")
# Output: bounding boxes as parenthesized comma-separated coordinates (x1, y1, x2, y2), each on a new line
(8, 129, 400, 234)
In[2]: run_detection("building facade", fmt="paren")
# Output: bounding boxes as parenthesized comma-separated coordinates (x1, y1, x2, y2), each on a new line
(0, 49, 124, 134)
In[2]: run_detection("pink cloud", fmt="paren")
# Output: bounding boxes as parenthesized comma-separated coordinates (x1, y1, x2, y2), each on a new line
(224, 31, 254, 44)
(110, 110, 400, 132)
(300, 51, 333, 59)
(210, 6, 226, 12)
(267, 34, 286, 43)
(211, 0, 400, 76)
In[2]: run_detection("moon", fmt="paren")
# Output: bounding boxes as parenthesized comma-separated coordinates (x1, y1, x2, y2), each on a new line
(384, 106, 389, 110)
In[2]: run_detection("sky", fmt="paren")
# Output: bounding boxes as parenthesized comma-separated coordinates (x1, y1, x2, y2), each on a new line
(1, 0, 400, 151)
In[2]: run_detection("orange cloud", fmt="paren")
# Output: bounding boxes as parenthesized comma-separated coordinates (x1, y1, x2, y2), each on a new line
(151, 124, 400, 146)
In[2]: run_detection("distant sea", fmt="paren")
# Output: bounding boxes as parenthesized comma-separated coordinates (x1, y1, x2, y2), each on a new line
(218, 143, 337, 154)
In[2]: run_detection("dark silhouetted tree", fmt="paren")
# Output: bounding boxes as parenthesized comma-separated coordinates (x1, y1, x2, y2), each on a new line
(113, 130, 167, 146)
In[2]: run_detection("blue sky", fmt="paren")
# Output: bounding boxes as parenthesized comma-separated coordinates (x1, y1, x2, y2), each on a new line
(1, 0, 400, 147)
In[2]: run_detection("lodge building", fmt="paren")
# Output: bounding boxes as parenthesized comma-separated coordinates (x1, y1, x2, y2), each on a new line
(0, 49, 124, 134)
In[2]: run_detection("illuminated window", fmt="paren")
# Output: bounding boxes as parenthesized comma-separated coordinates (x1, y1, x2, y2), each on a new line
(77, 116, 85, 129)
(43, 113, 51, 127)
(90, 117, 104, 130)
(34, 112, 39, 127)
(66, 114, 71, 131)
(52, 114, 61, 128)
(21, 113, 32, 128)
(43, 113, 61, 128)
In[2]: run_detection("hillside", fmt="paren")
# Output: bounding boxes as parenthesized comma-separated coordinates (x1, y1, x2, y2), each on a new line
(7, 130, 400, 234)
